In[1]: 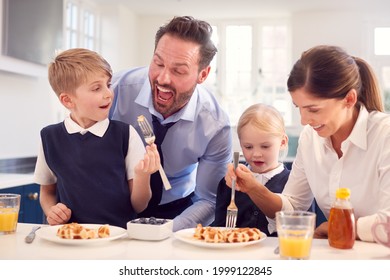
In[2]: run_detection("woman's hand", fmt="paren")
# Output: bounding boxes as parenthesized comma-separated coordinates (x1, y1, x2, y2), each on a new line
(225, 162, 281, 217)
(225, 163, 261, 194)
(314, 221, 328, 239)
(46, 202, 71, 225)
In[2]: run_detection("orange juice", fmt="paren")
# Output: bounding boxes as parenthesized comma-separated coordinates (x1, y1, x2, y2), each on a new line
(0, 208, 19, 233)
(278, 230, 313, 259)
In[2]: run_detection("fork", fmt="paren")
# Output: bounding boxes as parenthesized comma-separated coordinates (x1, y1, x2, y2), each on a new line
(137, 115, 172, 190)
(25, 225, 41, 244)
(226, 151, 240, 228)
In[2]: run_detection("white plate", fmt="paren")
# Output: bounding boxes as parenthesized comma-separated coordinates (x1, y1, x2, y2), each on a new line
(36, 224, 127, 245)
(174, 228, 267, 249)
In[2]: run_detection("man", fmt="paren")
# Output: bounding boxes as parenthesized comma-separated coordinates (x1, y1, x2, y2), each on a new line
(110, 16, 232, 231)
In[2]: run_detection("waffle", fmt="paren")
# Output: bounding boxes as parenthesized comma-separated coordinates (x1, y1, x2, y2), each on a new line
(98, 224, 110, 238)
(56, 223, 110, 239)
(194, 224, 263, 243)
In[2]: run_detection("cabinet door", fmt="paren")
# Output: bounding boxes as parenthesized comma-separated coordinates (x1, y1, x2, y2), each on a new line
(0, 184, 44, 224)
(22, 184, 45, 224)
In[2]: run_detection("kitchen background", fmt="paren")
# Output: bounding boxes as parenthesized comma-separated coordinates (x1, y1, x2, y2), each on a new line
(1, 0, 390, 163)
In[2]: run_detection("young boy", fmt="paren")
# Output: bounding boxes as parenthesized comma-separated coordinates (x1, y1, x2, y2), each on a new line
(34, 48, 160, 228)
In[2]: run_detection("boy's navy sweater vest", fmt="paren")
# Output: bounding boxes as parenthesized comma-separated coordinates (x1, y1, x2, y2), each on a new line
(41, 120, 135, 228)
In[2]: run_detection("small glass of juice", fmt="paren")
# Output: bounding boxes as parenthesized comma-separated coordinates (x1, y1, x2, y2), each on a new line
(276, 211, 316, 260)
(0, 193, 21, 234)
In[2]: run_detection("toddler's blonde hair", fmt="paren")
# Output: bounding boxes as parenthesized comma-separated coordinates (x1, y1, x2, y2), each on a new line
(237, 103, 288, 159)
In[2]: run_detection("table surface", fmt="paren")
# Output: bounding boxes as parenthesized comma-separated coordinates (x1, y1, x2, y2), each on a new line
(1, 223, 389, 260)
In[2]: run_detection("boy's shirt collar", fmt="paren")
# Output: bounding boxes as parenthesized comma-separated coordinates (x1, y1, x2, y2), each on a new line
(64, 116, 109, 137)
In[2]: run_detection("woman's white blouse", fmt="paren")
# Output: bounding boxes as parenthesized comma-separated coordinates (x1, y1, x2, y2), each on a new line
(274, 106, 390, 242)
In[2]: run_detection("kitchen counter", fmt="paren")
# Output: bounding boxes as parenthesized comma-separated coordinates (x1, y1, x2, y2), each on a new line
(0, 173, 34, 190)
(1, 223, 389, 260)
(0, 157, 36, 190)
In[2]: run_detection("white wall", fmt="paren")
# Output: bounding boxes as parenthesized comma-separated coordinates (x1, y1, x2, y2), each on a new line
(291, 11, 366, 59)
(1, 3, 390, 159)
(98, 8, 174, 71)
(99, 4, 140, 71)
(289, 10, 389, 126)
(0, 71, 57, 159)
(0, 1, 59, 159)
(137, 15, 177, 66)
(0, 2, 141, 159)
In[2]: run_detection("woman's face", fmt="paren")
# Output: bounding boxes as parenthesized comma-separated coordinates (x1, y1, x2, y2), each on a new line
(239, 123, 287, 174)
(148, 34, 210, 118)
(291, 88, 355, 140)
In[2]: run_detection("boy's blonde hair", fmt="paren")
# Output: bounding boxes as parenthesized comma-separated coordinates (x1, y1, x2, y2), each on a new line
(48, 48, 112, 96)
(237, 103, 288, 159)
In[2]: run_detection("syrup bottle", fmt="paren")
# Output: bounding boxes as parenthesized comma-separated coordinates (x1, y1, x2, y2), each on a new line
(328, 188, 356, 249)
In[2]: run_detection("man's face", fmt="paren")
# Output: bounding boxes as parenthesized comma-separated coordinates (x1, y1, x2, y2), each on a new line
(148, 34, 210, 118)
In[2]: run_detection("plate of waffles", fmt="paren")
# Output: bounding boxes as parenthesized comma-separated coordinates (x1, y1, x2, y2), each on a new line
(35, 223, 127, 245)
(174, 225, 267, 249)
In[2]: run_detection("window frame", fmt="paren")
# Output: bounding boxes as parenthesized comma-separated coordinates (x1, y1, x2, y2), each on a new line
(208, 18, 292, 126)
(367, 21, 390, 112)
(64, 0, 101, 51)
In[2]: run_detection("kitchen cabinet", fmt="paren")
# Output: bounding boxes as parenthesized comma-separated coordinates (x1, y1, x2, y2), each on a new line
(0, 183, 45, 224)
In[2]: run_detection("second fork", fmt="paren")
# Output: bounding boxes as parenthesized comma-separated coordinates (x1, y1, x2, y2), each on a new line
(226, 151, 240, 228)
(137, 115, 172, 190)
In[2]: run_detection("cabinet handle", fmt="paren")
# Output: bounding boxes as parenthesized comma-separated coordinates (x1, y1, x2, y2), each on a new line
(28, 192, 39, 201)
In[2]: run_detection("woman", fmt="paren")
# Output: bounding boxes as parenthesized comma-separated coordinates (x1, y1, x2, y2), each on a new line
(227, 45, 390, 242)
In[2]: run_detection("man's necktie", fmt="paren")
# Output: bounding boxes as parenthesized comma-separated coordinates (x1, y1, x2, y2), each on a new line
(142, 115, 176, 212)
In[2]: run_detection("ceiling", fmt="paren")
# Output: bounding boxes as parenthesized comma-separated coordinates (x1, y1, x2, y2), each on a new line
(111, 0, 390, 18)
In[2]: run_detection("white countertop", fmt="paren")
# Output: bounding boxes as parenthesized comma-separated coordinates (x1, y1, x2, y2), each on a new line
(0, 173, 35, 190)
(1, 223, 389, 260)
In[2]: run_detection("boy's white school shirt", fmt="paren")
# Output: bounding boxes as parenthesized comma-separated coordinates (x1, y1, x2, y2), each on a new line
(33, 117, 145, 185)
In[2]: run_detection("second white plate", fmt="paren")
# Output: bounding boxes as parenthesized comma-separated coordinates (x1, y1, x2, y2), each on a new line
(174, 228, 267, 249)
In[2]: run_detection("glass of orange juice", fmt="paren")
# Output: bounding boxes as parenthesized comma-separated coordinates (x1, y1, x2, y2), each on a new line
(276, 211, 316, 260)
(0, 193, 21, 234)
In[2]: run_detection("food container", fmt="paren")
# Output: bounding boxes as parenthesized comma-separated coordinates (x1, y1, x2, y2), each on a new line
(127, 217, 173, 241)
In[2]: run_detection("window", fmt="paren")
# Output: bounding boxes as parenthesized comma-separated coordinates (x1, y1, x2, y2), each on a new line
(372, 26, 390, 112)
(208, 20, 291, 126)
(54, 1, 101, 121)
(374, 27, 390, 55)
(83, 10, 96, 49)
(225, 25, 253, 99)
(205, 25, 218, 89)
(257, 25, 291, 125)
(223, 24, 253, 125)
(65, 2, 78, 49)
(381, 67, 390, 111)
(65, 0, 100, 51)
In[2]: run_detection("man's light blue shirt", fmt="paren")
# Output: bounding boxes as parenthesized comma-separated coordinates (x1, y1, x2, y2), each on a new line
(110, 66, 232, 231)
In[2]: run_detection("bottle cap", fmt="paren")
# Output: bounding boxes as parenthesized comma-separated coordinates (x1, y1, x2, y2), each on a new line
(336, 188, 351, 199)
